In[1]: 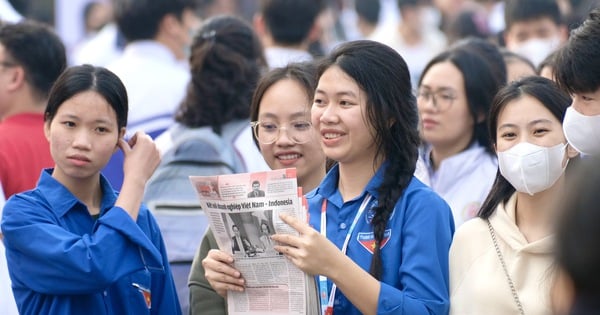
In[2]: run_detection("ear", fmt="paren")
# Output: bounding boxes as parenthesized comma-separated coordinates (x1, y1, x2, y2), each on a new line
(114, 127, 126, 152)
(305, 19, 322, 44)
(43, 119, 51, 142)
(476, 111, 486, 124)
(253, 13, 267, 38)
(6, 65, 26, 92)
(558, 25, 569, 43)
(159, 13, 180, 37)
(566, 143, 580, 159)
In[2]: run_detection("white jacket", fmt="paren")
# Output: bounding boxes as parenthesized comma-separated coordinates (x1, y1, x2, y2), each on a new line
(417, 142, 498, 227)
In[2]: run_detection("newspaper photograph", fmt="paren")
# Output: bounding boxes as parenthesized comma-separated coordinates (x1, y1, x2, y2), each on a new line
(189, 168, 319, 315)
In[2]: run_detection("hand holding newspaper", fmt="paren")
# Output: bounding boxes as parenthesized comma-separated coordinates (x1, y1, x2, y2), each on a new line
(190, 168, 320, 315)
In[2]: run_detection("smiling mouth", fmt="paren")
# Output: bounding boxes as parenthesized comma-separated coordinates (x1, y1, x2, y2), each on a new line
(323, 133, 342, 139)
(277, 153, 301, 160)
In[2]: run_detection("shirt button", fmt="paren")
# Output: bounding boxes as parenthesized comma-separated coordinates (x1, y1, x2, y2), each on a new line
(103, 291, 108, 296)
(339, 222, 347, 229)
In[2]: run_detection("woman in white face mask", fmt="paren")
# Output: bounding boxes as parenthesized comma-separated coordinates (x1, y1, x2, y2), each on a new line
(449, 76, 580, 315)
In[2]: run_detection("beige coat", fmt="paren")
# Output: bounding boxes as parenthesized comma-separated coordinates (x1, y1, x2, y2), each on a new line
(450, 193, 554, 315)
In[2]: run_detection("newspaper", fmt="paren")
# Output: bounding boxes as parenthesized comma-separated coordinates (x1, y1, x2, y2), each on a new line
(189, 168, 320, 315)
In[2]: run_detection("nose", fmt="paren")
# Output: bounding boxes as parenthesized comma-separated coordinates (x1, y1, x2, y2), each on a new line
(275, 127, 295, 146)
(316, 104, 339, 125)
(418, 95, 437, 112)
(72, 129, 92, 150)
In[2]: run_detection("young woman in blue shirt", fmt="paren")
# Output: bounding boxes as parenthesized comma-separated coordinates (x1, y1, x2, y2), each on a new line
(204, 40, 455, 315)
(1, 65, 181, 314)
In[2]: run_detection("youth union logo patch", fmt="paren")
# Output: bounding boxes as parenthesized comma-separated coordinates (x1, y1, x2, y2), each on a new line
(357, 229, 391, 254)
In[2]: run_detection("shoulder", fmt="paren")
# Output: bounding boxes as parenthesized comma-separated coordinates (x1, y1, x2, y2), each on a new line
(452, 217, 488, 248)
(400, 177, 452, 212)
(450, 218, 490, 259)
(2, 190, 51, 226)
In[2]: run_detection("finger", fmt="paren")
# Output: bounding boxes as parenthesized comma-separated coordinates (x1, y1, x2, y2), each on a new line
(273, 244, 298, 258)
(271, 233, 301, 248)
(128, 132, 140, 147)
(117, 138, 131, 155)
(279, 213, 311, 234)
(206, 249, 235, 265)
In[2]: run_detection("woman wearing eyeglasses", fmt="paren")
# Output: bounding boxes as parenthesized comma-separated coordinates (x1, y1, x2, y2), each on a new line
(188, 61, 327, 315)
(416, 41, 505, 227)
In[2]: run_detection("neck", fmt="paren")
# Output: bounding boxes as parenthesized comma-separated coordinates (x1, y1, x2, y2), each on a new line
(264, 35, 308, 52)
(338, 159, 381, 202)
(398, 23, 422, 45)
(2, 94, 46, 120)
(54, 172, 103, 215)
(298, 165, 327, 193)
(514, 176, 564, 242)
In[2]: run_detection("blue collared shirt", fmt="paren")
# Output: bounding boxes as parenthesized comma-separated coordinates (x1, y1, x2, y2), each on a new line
(1, 169, 181, 315)
(307, 162, 455, 315)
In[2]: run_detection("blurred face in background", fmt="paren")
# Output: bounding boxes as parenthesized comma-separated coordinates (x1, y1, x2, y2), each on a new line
(418, 61, 475, 160)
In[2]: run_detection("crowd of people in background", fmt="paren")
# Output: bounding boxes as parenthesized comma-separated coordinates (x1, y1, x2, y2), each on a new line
(2, 0, 600, 314)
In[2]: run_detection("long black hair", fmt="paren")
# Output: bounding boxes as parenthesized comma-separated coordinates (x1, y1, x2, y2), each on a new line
(316, 40, 419, 279)
(478, 76, 572, 219)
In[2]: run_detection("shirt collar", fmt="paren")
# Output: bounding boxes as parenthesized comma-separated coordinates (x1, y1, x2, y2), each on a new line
(38, 169, 118, 218)
(316, 162, 386, 201)
(123, 40, 179, 64)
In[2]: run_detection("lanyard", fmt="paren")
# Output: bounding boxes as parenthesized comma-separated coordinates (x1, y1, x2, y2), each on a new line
(318, 194, 372, 315)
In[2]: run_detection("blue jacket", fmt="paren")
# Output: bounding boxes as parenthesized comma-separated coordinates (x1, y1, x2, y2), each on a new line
(1, 169, 181, 315)
(307, 163, 454, 315)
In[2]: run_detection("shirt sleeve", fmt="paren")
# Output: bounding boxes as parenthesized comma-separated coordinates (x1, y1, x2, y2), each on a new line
(142, 210, 182, 315)
(377, 189, 455, 315)
(188, 229, 228, 315)
(1, 194, 164, 295)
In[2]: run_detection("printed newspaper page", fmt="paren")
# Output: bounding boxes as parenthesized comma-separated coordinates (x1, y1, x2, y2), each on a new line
(189, 168, 319, 315)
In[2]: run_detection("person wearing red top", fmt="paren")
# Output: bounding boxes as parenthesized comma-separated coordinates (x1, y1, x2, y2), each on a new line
(0, 21, 66, 198)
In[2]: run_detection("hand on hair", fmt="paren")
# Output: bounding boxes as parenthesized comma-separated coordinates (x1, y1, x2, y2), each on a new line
(118, 131, 160, 184)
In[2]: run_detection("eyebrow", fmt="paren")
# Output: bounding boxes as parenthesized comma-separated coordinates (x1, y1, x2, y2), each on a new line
(315, 89, 358, 98)
(259, 111, 310, 120)
(59, 113, 113, 125)
(419, 85, 457, 93)
(498, 118, 555, 129)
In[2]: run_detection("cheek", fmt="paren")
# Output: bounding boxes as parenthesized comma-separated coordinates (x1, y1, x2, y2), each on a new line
(311, 107, 323, 125)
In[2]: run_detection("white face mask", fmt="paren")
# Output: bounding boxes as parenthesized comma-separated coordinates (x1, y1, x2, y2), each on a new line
(510, 36, 560, 67)
(498, 142, 567, 196)
(563, 106, 600, 155)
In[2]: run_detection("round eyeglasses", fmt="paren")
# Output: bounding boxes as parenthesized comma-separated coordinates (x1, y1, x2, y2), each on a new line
(416, 88, 458, 112)
(251, 120, 314, 144)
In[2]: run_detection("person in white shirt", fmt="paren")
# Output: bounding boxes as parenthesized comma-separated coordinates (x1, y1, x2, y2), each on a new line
(253, 0, 322, 68)
(416, 40, 505, 227)
(103, 0, 200, 189)
(370, 0, 447, 87)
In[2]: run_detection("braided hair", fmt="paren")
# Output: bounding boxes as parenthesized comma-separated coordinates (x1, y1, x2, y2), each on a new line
(316, 40, 420, 279)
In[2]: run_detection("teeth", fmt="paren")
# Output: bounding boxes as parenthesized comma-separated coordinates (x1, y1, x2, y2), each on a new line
(278, 154, 300, 160)
(324, 133, 341, 139)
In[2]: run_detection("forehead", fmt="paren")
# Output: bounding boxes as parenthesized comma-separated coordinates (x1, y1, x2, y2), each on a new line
(497, 94, 559, 126)
(317, 66, 361, 94)
(53, 91, 117, 123)
(420, 61, 464, 91)
(259, 79, 311, 118)
(506, 17, 560, 38)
